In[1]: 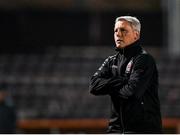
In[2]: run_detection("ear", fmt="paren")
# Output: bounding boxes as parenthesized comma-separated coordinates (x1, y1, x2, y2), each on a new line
(134, 31, 140, 40)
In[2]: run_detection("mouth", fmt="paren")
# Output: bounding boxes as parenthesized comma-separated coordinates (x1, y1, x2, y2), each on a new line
(116, 39, 123, 43)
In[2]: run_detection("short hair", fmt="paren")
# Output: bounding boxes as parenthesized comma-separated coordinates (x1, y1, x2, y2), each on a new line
(115, 16, 141, 33)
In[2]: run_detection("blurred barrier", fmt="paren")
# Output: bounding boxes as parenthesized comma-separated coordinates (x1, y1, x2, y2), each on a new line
(18, 119, 108, 130)
(17, 118, 180, 133)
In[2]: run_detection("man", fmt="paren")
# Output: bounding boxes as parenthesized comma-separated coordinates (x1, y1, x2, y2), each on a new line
(0, 83, 16, 133)
(89, 16, 162, 133)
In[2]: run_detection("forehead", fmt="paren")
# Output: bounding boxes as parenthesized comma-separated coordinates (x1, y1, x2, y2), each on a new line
(114, 20, 132, 29)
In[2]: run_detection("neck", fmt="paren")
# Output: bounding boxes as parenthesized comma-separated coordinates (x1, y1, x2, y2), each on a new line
(115, 39, 142, 57)
(115, 40, 140, 50)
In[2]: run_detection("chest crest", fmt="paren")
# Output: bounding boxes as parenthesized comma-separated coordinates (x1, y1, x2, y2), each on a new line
(125, 59, 133, 74)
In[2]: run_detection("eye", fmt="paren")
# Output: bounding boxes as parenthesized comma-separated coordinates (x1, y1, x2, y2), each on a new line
(114, 28, 128, 35)
(120, 28, 127, 33)
(114, 29, 118, 33)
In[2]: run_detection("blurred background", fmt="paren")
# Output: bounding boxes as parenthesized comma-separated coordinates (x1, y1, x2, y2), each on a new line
(0, 0, 180, 133)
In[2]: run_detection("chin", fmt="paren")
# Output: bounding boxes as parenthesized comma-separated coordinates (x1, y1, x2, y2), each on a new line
(116, 44, 123, 49)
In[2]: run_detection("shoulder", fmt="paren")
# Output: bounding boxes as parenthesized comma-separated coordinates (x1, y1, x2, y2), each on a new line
(104, 54, 117, 62)
(108, 54, 117, 59)
(134, 49, 156, 67)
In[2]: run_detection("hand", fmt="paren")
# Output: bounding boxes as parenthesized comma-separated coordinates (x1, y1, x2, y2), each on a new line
(108, 77, 125, 89)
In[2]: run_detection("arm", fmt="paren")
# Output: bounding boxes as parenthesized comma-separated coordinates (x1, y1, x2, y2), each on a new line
(90, 56, 127, 96)
(89, 57, 112, 95)
(114, 54, 156, 99)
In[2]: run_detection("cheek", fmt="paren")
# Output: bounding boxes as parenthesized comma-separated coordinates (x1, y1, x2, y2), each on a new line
(126, 34, 135, 41)
(124, 36, 131, 42)
(114, 34, 117, 40)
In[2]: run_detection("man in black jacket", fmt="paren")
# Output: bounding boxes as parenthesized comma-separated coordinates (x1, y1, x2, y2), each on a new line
(89, 16, 162, 133)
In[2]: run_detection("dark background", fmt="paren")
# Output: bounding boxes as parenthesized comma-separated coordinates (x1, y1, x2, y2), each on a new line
(1, 0, 179, 134)
(0, 0, 163, 53)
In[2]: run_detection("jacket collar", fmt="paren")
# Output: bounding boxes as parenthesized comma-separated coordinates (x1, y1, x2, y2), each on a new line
(115, 40, 142, 57)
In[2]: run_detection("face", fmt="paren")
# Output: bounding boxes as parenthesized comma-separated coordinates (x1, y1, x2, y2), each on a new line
(114, 20, 139, 49)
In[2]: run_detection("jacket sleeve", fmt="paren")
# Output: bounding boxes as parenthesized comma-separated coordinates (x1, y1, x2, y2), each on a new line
(89, 57, 112, 95)
(90, 57, 127, 96)
(115, 54, 157, 99)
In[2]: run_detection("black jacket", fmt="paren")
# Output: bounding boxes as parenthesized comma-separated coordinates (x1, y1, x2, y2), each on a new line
(89, 41, 162, 133)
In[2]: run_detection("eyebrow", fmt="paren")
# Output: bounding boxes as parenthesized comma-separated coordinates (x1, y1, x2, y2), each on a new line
(114, 28, 127, 32)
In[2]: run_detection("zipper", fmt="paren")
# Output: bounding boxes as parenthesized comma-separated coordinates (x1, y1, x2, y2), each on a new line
(117, 48, 125, 133)
(123, 48, 125, 55)
(117, 48, 125, 76)
(120, 48, 125, 133)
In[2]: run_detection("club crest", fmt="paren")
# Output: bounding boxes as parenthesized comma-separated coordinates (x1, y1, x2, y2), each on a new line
(125, 60, 133, 73)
